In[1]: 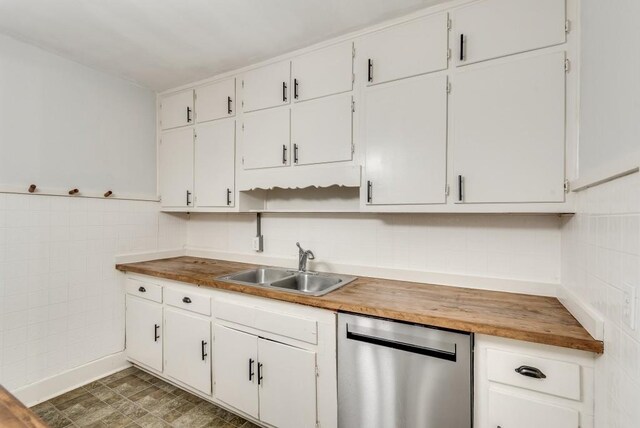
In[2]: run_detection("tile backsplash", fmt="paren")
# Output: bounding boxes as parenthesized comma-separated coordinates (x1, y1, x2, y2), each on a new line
(0, 193, 186, 390)
(562, 172, 640, 428)
(187, 212, 562, 285)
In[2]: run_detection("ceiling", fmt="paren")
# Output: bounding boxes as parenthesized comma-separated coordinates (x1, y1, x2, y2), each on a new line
(0, 0, 445, 91)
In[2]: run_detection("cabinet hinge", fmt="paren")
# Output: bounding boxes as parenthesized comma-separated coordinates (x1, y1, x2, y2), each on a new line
(564, 58, 571, 72)
(447, 48, 451, 60)
(565, 19, 571, 34)
(242, 100, 244, 108)
(564, 179, 570, 193)
(351, 142, 355, 155)
(352, 45, 356, 58)
(242, 156, 245, 165)
(446, 81, 451, 94)
(241, 80, 244, 88)
(445, 184, 450, 196)
(315, 366, 320, 377)
(242, 123, 245, 131)
(447, 18, 452, 31)
(194, 92, 197, 100)
(352, 73, 355, 84)
(351, 100, 356, 113)
(194, 132, 197, 139)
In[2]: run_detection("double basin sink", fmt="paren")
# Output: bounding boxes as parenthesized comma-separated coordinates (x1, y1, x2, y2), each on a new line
(218, 267, 356, 296)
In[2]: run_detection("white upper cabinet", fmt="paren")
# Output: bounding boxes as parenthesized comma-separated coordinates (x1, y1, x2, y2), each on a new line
(291, 42, 353, 102)
(242, 108, 290, 170)
(451, 52, 566, 204)
(195, 119, 235, 207)
(453, 0, 566, 66)
(164, 309, 211, 395)
(196, 78, 236, 122)
(159, 128, 194, 208)
(160, 90, 194, 130)
(292, 93, 353, 166)
(258, 338, 317, 428)
(364, 74, 448, 205)
(242, 61, 291, 112)
(360, 13, 448, 86)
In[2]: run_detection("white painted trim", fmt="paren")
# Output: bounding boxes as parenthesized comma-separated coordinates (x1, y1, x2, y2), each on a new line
(115, 249, 186, 264)
(571, 151, 640, 192)
(12, 352, 131, 407)
(185, 247, 558, 296)
(556, 284, 604, 340)
(0, 186, 159, 202)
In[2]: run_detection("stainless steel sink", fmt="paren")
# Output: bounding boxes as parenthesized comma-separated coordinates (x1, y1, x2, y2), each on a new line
(222, 267, 295, 284)
(218, 267, 356, 296)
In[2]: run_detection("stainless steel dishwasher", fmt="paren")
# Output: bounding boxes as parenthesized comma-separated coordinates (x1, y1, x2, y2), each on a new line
(338, 313, 473, 428)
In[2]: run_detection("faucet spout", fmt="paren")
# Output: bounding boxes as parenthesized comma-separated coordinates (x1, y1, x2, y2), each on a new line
(296, 242, 315, 272)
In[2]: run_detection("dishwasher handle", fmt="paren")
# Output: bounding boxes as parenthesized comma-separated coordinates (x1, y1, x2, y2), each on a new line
(346, 325, 457, 362)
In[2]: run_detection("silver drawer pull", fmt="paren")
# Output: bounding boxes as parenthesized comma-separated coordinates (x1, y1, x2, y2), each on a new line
(515, 365, 546, 379)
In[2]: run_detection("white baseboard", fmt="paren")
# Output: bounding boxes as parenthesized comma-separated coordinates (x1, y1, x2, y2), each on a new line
(557, 284, 604, 340)
(114, 248, 186, 264)
(12, 352, 131, 407)
(185, 247, 558, 296)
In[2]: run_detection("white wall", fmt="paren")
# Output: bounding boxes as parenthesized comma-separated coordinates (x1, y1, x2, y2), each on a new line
(187, 213, 562, 288)
(0, 193, 186, 391)
(0, 33, 157, 197)
(560, 2, 640, 427)
(578, 0, 640, 177)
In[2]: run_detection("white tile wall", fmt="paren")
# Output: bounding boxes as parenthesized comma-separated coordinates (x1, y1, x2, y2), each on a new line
(187, 212, 562, 284)
(0, 193, 186, 390)
(562, 173, 640, 428)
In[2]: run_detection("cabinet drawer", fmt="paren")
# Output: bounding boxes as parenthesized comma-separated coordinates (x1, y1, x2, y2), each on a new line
(126, 278, 162, 303)
(165, 288, 211, 316)
(487, 348, 581, 401)
(489, 389, 578, 428)
(213, 300, 317, 344)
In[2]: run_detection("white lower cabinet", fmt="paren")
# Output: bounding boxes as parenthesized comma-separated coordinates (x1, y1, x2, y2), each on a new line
(213, 324, 317, 428)
(489, 388, 579, 428)
(125, 295, 163, 372)
(475, 335, 594, 428)
(214, 325, 259, 418)
(164, 308, 212, 395)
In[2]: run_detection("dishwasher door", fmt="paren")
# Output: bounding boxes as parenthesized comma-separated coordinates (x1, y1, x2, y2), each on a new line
(338, 313, 472, 428)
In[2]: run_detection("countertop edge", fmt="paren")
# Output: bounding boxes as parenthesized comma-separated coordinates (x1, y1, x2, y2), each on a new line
(115, 263, 604, 354)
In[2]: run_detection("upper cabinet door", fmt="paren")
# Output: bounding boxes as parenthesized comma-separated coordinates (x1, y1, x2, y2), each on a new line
(364, 74, 448, 205)
(164, 309, 212, 395)
(453, 0, 566, 66)
(159, 128, 194, 208)
(242, 61, 291, 112)
(195, 119, 235, 208)
(258, 338, 317, 428)
(160, 90, 194, 130)
(196, 78, 236, 122)
(292, 93, 353, 166)
(360, 13, 448, 86)
(291, 42, 353, 102)
(451, 52, 566, 204)
(214, 325, 259, 419)
(242, 108, 290, 170)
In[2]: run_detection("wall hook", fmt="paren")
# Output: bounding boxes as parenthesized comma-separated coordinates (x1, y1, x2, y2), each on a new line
(28, 184, 37, 193)
(68, 188, 79, 195)
(104, 190, 113, 198)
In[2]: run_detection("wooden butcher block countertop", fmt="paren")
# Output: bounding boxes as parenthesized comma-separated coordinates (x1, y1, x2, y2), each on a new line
(116, 256, 603, 354)
(0, 385, 47, 428)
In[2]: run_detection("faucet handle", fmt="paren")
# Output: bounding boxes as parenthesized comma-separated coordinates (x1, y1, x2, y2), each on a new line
(307, 250, 315, 260)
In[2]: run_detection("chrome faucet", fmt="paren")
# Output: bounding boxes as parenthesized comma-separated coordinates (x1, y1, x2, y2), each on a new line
(296, 242, 315, 272)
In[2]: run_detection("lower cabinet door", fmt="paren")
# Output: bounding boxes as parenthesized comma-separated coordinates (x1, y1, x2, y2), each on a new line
(489, 389, 578, 428)
(126, 295, 163, 372)
(258, 338, 317, 428)
(213, 325, 259, 419)
(164, 309, 212, 395)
